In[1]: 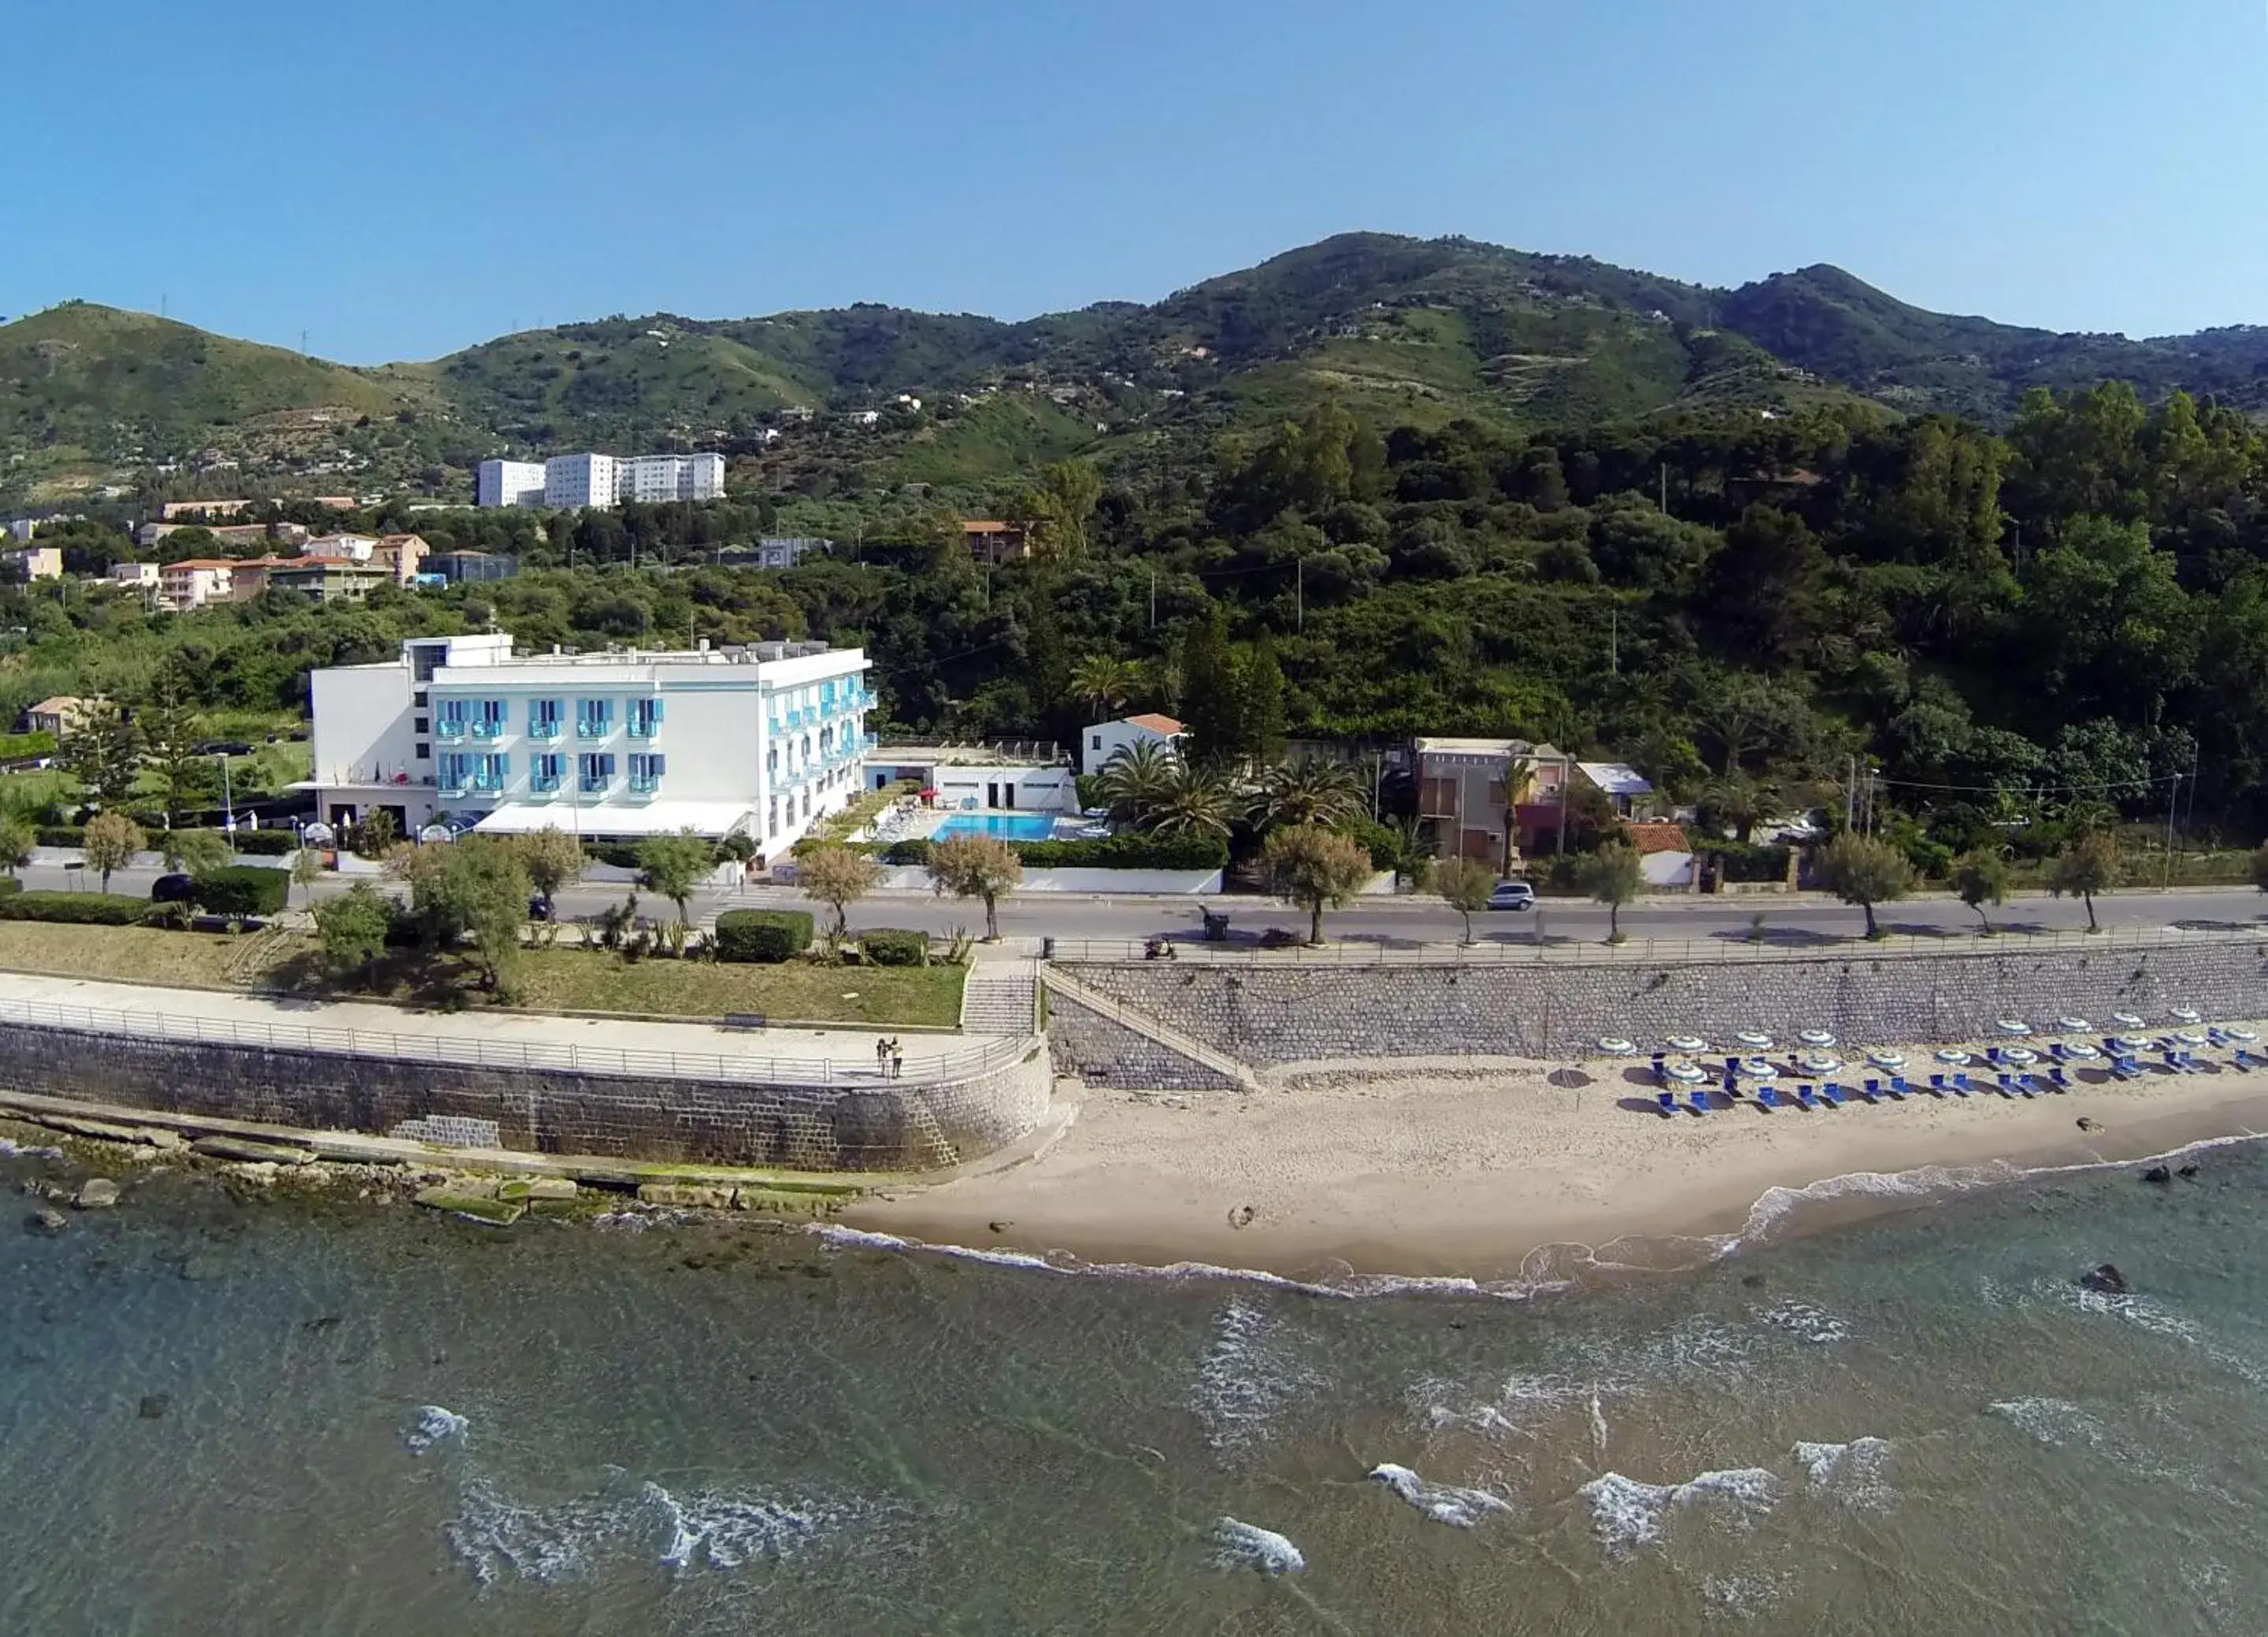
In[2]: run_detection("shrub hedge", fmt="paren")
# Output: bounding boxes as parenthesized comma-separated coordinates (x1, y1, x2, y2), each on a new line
(0, 876, 21, 897)
(860, 928, 929, 967)
(0, 891, 153, 925)
(713, 909, 814, 964)
(192, 865, 289, 917)
(232, 831, 297, 855)
(880, 832, 1227, 870)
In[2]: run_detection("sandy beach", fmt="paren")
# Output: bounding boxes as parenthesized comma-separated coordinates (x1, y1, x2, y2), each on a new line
(846, 1054, 2268, 1280)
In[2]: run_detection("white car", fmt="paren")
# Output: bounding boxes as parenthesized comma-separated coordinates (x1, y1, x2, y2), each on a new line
(1487, 880, 1536, 911)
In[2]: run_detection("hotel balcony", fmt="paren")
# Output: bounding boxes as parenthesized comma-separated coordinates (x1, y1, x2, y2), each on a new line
(528, 775, 562, 798)
(435, 721, 467, 742)
(470, 720, 505, 740)
(628, 720, 662, 740)
(576, 720, 612, 739)
(627, 775, 661, 798)
(527, 720, 561, 742)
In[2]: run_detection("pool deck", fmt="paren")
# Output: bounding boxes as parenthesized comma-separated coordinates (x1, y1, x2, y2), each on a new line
(864, 806, 1100, 846)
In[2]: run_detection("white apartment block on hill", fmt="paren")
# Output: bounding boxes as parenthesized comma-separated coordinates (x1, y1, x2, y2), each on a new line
(478, 451, 728, 509)
(304, 633, 875, 858)
(476, 459, 547, 508)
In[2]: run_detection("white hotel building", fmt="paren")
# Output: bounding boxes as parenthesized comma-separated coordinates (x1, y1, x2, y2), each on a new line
(476, 452, 728, 510)
(305, 633, 874, 857)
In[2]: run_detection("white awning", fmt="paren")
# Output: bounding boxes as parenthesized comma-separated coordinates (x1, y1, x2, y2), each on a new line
(469, 802, 754, 839)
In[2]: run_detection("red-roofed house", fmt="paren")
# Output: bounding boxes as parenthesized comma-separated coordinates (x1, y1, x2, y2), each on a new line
(1083, 711, 1186, 773)
(1623, 820, 1696, 888)
(962, 520, 1029, 564)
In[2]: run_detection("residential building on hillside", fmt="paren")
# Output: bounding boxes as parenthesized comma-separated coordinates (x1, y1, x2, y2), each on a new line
(158, 559, 235, 610)
(136, 521, 307, 550)
(1083, 712, 1184, 773)
(476, 459, 547, 509)
(750, 536, 830, 569)
(24, 696, 91, 739)
(108, 562, 160, 591)
(161, 498, 253, 520)
(962, 520, 1029, 563)
(1414, 736, 1573, 872)
(304, 634, 873, 854)
(479, 451, 728, 509)
(1577, 761, 1658, 819)
(543, 454, 617, 510)
(2, 546, 62, 583)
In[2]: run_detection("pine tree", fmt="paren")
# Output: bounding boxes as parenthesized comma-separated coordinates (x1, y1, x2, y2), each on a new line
(1240, 636, 1288, 765)
(1178, 609, 1244, 764)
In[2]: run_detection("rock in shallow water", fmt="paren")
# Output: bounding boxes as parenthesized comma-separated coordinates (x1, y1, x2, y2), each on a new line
(191, 1135, 313, 1167)
(74, 1179, 120, 1210)
(28, 1208, 66, 1235)
(2080, 1263, 2130, 1294)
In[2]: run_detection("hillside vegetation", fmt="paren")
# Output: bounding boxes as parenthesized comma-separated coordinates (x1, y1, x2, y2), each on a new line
(10, 232, 2268, 505)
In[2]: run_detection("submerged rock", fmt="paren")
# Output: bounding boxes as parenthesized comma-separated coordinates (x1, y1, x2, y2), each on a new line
(636, 1183, 732, 1209)
(138, 1394, 170, 1420)
(2080, 1264, 2130, 1294)
(73, 1178, 120, 1211)
(498, 1176, 577, 1203)
(28, 1207, 66, 1235)
(414, 1187, 524, 1226)
(2141, 1165, 2173, 1186)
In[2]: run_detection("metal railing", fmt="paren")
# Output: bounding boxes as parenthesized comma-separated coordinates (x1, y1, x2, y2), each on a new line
(1043, 922, 2262, 968)
(0, 994, 1035, 1089)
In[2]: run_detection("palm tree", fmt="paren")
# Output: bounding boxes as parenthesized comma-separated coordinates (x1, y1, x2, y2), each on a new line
(1250, 758, 1368, 834)
(1068, 654, 1141, 720)
(1095, 739, 1179, 827)
(1144, 762, 1238, 839)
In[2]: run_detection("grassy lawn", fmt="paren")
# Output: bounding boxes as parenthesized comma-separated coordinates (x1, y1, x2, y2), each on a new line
(0, 920, 965, 1026)
(0, 920, 300, 988)
(510, 950, 965, 1027)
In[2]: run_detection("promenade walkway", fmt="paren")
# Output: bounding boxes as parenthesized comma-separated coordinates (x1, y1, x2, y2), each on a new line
(0, 971, 1025, 1089)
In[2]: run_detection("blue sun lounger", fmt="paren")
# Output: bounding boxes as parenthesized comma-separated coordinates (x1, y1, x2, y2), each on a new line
(1834, 1081, 1862, 1104)
(1687, 1091, 1710, 1116)
(1794, 1083, 1820, 1110)
(1955, 1072, 1975, 1095)
(1657, 1091, 1677, 1115)
(1891, 1075, 1912, 1098)
(2016, 1072, 2043, 1095)
(1755, 1085, 1778, 1110)
(2049, 1067, 2073, 1091)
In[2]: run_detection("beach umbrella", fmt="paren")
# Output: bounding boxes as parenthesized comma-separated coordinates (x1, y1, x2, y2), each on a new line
(1665, 1060, 1710, 1085)
(1664, 1033, 1709, 1054)
(1933, 1047, 1973, 1066)
(1798, 1052, 1842, 1076)
(1867, 1048, 1908, 1070)
(1597, 1037, 1637, 1057)
(2056, 1015, 2092, 1034)
(2110, 1011, 2145, 1029)
(2174, 1030, 2208, 1048)
(1799, 1028, 1837, 1048)
(2000, 1045, 2038, 1066)
(2059, 1042, 2101, 1061)
(2225, 1027, 2259, 1045)
(1994, 1019, 2033, 1037)
(2111, 1033, 2151, 1053)
(2170, 1006, 2202, 1026)
(1735, 1029, 1775, 1050)
(1737, 1057, 1779, 1081)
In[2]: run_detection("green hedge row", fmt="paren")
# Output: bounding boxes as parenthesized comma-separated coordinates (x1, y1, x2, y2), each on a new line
(0, 891, 152, 925)
(880, 832, 1227, 870)
(0, 731, 57, 761)
(0, 876, 21, 897)
(713, 909, 814, 964)
(191, 865, 288, 917)
(860, 928, 928, 967)
(35, 823, 302, 855)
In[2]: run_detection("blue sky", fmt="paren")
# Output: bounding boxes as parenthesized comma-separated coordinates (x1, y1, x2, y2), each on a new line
(6, 1, 2262, 362)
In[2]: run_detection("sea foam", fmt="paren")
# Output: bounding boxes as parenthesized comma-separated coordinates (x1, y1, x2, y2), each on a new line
(1578, 1467, 1779, 1555)
(1193, 1298, 1318, 1454)
(446, 1475, 871, 1584)
(1367, 1463, 1514, 1528)
(1792, 1437, 1894, 1509)
(404, 1406, 469, 1454)
(1210, 1516, 1306, 1575)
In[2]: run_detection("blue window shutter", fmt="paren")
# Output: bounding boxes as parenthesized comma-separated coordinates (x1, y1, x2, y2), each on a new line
(652, 754, 665, 776)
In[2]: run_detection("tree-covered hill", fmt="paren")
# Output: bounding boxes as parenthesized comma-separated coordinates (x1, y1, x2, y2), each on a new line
(9, 231, 2268, 505)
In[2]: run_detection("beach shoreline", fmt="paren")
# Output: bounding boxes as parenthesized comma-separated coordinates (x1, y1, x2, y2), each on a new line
(843, 1058, 2268, 1283)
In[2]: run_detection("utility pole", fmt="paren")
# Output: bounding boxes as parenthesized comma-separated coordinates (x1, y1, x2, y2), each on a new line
(2164, 772, 2181, 890)
(1845, 756, 1855, 832)
(1557, 752, 1573, 854)
(1608, 607, 1618, 676)
(1660, 463, 1669, 516)
(1148, 567, 1156, 629)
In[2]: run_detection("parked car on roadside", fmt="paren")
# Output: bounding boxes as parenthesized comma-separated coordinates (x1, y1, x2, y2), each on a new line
(1487, 880, 1536, 911)
(151, 873, 198, 904)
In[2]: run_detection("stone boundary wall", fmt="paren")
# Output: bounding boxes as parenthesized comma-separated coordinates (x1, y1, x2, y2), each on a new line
(1058, 939, 2268, 1067)
(0, 1022, 1051, 1172)
(1044, 991, 1245, 1092)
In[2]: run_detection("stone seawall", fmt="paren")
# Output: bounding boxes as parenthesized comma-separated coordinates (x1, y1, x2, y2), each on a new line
(0, 1022, 1051, 1172)
(1044, 991, 1244, 1091)
(1057, 939, 2268, 1069)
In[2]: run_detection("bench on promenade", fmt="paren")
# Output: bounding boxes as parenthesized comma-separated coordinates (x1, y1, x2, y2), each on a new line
(722, 1013, 768, 1031)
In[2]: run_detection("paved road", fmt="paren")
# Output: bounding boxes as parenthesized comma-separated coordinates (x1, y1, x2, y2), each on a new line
(23, 852, 2265, 950)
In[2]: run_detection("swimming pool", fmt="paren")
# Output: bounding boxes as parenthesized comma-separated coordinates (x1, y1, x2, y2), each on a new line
(932, 812, 1061, 842)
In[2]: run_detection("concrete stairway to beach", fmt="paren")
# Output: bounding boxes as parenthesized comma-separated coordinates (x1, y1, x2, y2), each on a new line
(1040, 965, 1262, 1093)
(961, 959, 1040, 1035)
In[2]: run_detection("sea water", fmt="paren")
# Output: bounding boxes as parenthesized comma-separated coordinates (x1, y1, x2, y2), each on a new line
(6, 1143, 2268, 1633)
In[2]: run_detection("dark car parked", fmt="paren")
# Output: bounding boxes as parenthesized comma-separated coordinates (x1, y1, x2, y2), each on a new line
(151, 873, 198, 904)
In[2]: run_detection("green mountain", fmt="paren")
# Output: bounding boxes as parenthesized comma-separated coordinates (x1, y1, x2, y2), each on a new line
(6, 233, 2267, 504)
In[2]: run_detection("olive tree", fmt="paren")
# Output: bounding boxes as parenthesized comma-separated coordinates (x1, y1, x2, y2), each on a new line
(1814, 832, 1913, 940)
(311, 881, 392, 989)
(799, 843, 884, 948)
(1578, 840, 1644, 943)
(1951, 848, 2012, 934)
(2048, 829, 2122, 933)
(636, 829, 713, 931)
(0, 816, 34, 877)
(82, 811, 146, 894)
(1429, 855, 1495, 945)
(925, 832, 1022, 941)
(1262, 823, 1374, 946)
(514, 827, 587, 905)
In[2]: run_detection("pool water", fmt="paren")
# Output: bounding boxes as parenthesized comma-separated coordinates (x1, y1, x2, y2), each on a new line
(932, 812, 1058, 842)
